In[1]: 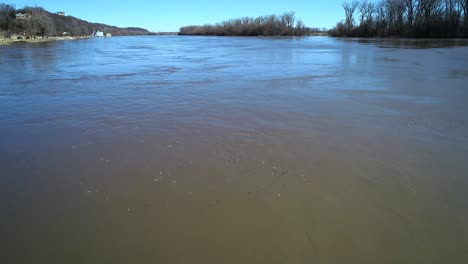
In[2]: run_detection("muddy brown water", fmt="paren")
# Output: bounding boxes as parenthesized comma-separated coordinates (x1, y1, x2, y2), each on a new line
(1, 36, 468, 263)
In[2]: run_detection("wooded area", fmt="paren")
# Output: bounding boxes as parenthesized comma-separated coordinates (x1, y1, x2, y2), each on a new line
(179, 12, 315, 36)
(0, 3, 152, 38)
(4, 1, 466, 39)
(330, 0, 468, 37)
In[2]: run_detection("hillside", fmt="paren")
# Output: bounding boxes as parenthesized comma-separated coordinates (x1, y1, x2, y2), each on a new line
(0, 4, 154, 37)
(48, 12, 153, 36)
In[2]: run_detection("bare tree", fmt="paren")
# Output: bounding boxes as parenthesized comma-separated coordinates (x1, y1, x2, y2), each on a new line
(295, 19, 305, 35)
(358, 0, 374, 25)
(280, 11, 296, 34)
(444, 0, 462, 33)
(405, 0, 417, 27)
(385, 0, 406, 35)
(0, 3, 15, 37)
(179, 12, 309, 36)
(420, 0, 439, 25)
(39, 14, 55, 37)
(332, 0, 467, 37)
(343, 0, 359, 31)
(356, 0, 376, 35)
(461, 0, 468, 27)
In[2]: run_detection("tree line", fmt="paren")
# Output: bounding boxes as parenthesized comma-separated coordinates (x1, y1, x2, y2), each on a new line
(0, 3, 152, 38)
(5, 2, 466, 39)
(179, 12, 314, 36)
(330, 0, 468, 37)
(0, 4, 56, 38)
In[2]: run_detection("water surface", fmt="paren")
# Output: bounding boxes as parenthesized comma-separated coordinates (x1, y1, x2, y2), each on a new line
(1, 36, 468, 263)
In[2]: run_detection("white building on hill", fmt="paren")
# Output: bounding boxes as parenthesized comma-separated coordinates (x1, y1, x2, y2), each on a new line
(15, 13, 28, 19)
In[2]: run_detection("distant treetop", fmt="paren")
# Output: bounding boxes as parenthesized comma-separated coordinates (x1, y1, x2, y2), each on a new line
(331, 0, 468, 38)
(179, 12, 316, 36)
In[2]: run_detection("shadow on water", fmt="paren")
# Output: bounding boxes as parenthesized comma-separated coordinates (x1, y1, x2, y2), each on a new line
(343, 38, 468, 49)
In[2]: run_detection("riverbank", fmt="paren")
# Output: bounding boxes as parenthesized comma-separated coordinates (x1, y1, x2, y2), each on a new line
(0, 36, 90, 45)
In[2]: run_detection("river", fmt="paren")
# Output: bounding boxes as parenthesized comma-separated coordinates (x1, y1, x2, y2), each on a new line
(1, 36, 468, 263)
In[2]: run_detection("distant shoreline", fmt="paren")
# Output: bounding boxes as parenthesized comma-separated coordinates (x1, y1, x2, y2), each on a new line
(0, 36, 92, 45)
(0, 34, 330, 46)
(176, 32, 329, 37)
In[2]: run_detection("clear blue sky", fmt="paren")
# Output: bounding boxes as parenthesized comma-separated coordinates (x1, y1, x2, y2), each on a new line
(11, 0, 349, 32)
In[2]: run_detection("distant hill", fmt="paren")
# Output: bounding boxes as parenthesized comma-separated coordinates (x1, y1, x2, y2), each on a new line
(0, 4, 154, 37)
(48, 12, 154, 36)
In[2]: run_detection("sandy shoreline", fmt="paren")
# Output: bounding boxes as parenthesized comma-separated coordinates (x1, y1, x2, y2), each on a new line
(0, 36, 90, 45)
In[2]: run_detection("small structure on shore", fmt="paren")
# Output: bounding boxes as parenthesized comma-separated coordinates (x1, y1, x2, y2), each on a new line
(10, 33, 24, 39)
(92, 31, 111, 37)
(92, 31, 104, 37)
(57, 11, 65, 16)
